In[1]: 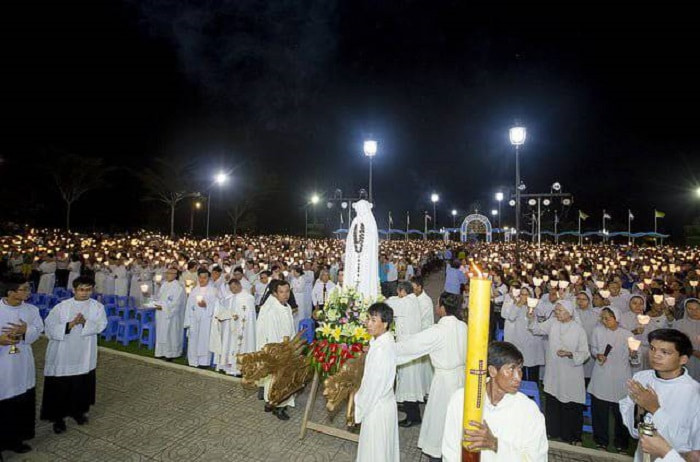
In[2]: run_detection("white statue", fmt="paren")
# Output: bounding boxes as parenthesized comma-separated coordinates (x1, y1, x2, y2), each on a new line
(343, 200, 379, 300)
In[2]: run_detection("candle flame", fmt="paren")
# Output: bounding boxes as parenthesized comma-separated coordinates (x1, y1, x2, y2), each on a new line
(471, 263, 483, 279)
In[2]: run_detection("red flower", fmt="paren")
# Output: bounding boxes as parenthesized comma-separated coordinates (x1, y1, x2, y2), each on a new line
(319, 340, 328, 348)
(350, 343, 363, 353)
(328, 355, 337, 366)
(322, 362, 331, 372)
(329, 343, 338, 353)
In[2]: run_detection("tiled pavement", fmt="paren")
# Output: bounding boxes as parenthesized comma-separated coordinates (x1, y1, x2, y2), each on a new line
(4, 272, 630, 461)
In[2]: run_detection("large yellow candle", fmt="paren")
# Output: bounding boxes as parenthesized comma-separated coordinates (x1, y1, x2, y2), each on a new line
(462, 274, 491, 462)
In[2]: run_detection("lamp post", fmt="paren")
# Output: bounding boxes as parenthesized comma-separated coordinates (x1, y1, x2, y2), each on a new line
(305, 194, 320, 238)
(364, 140, 377, 203)
(206, 172, 228, 239)
(190, 200, 202, 235)
(431, 193, 439, 231)
(495, 191, 504, 233)
(451, 209, 457, 228)
(510, 126, 526, 261)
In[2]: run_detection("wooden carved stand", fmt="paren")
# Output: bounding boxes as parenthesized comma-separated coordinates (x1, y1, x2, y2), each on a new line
(299, 371, 359, 442)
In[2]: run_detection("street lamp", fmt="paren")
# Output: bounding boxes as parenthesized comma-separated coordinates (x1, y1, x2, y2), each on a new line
(305, 194, 320, 238)
(431, 193, 439, 231)
(190, 200, 202, 235)
(495, 191, 504, 229)
(364, 140, 377, 203)
(451, 209, 457, 228)
(510, 125, 526, 260)
(206, 171, 228, 239)
(696, 187, 700, 197)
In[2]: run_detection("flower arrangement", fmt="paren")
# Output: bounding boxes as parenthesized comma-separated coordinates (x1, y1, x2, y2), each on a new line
(308, 286, 381, 378)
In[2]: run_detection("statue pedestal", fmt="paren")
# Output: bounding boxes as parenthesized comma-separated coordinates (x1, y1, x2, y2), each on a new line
(299, 371, 359, 443)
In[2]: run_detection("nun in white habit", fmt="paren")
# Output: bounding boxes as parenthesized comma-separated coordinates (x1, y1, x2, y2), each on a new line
(675, 298, 700, 381)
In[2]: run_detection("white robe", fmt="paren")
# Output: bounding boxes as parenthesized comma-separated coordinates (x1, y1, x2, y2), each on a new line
(67, 261, 81, 290)
(37, 260, 57, 294)
(587, 325, 633, 402)
(44, 298, 108, 376)
(620, 369, 700, 462)
(113, 265, 129, 297)
(343, 200, 380, 300)
(210, 291, 256, 375)
(674, 316, 700, 381)
(153, 280, 186, 358)
(183, 284, 219, 367)
(529, 317, 589, 404)
(256, 295, 296, 407)
(416, 290, 436, 393)
(291, 276, 307, 327)
(395, 315, 467, 457)
(442, 387, 548, 462)
(502, 299, 545, 367)
(387, 294, 425, 402)
(573, 306, 601, 378)
(354, 331, 399, 462)
(0, 300, 44, 400)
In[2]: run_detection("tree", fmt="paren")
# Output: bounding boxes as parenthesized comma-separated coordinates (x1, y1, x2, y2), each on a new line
(137, 157, 198, 237)
(223, 165, 280, 235)
(51, 155, 109, 231)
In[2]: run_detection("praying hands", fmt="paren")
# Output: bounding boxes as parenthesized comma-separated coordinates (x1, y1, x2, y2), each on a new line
(627, 379, 660, 413)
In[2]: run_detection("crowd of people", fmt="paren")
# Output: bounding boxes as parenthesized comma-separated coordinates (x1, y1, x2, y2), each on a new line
(1, 228, 700, 461)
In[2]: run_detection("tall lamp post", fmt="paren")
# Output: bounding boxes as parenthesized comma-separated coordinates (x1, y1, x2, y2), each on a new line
(495, 191, 504, 232)
(451, 209, 457, 228)
(206, 172, 228, 239)
(305, 194, 320, 238)
(364, 140, 377, 203)
(431, 193, 439, 232)
(190, 200, 201, 235)
(509, 126, 526, 261)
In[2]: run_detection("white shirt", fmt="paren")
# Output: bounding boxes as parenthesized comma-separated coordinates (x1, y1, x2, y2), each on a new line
(44, 298, 108, 376)
(312, 279, 336, 306)
(0, 300, 43, 400)
(442, 387, 548, 462)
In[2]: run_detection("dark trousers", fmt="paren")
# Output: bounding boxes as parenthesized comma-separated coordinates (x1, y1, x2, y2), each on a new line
(41, 370, 96, 422)
(55, 269, 70, 288)
(401, 401, 421, 422)
(0, 388, 35, 450)
(524, 365, 540, 382)
(591, 395, 629, 449)
(545, 392, 583, 442)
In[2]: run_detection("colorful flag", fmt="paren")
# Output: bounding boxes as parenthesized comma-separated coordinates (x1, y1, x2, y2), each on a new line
(655, 210, 666, 218)
(579, 210, 589, 220)
(425, 211, 432, 221)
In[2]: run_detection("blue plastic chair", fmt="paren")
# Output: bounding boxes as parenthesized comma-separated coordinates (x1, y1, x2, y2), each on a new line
(136, 308, 155, 325)
(139, 321, 156, 349)
(298, 318, 315, 344)
(519, 380, 542, 409)
(101, 315, 121, 341)
(102, 294, 117, 306)
(583, 393, 593, 433)
(116, 319, 140, 346)
(104, 303, 118, 318)
(32, 293, 48, 306)
(495, 327, 504, 341)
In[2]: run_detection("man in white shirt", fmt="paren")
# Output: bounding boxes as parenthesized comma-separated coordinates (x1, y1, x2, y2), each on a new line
(210, 279, 256, 376)
(620, 329, 700, 462)
(442, 342, 548, 462)
(41, 276, 108, 434)
(0, 276, 43, 457)
(312, 270, 335, 310)
(153, 267, 186, 361)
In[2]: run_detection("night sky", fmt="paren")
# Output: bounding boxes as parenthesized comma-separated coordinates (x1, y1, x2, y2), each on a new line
(3, 1, 700, 240)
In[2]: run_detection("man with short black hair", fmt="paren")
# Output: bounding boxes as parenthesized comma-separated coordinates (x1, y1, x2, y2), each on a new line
(184, 268, 219, 368)
(620, 328, 700, 462)
(41, 276, 107, 434)
(256, 279, 296, 420)
(395, 292, 466, 460)
(0, 276, 43, 458)
(355, 302, 399, 462)
(442, 342, 548, 461)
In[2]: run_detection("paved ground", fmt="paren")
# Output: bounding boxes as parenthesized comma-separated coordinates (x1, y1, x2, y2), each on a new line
(4, 271, 630, 461)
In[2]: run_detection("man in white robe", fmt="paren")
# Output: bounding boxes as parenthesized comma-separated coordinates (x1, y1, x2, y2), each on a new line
(386, 280, 424, 426)
(112, 259, 129, 297)
(0, 277, 43, 457)
(210, 279, 256, 376)
(37, 256, 57, 295)
(183, 269, 219, 368)
(620, 328, 700, 462)
(41, 276, 107, 434)
(153, 267, 186, 360)
(354, 302, 399, 462)
(441, 342, 548, 462)
(411, 276, 435, 397)
(395, 292, 466, 460)
(256, 279, 296, 420)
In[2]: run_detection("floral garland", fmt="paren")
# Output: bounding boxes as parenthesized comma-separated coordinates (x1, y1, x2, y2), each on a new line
(307, 285, 382, 378)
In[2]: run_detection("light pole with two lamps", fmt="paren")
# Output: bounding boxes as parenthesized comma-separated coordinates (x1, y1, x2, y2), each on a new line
(206, 172, 229, 239)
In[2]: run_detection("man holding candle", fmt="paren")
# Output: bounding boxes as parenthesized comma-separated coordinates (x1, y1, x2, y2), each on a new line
(394, 292, 466, 460)
(441, 342, 548, 461)
(152, 266, 186, 361)
(620, 329, 700, 462)
(183, 268, 219, 368)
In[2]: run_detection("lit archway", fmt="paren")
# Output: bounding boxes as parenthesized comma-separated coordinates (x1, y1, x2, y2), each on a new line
(460, 213, 493, 243)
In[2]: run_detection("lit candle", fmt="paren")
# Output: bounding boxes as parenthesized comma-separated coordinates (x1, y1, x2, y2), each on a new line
(627, 337, 642, 352)
(155, 274, 163, 283)
(599, 290, 610, 299)
(140, 284, 149, 294)
(462, 267, 491, 461)
(527, 297, 538, 316)
(637, 314, 651, 325)
(652, 294, 664, 305)
(196, 295, 204, 303)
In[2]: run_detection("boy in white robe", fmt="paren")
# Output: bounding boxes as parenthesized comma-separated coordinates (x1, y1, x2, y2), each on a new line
(411, 276, 436, 397)
(41, 276, 107, 434)
(153, 267, 186, 360)
(0, 277, 43, 458)
(394, 292, 466, 460)
(354, 302, 399, 462)
(184, 269, 219, 368)
(620, 328, 700, 462)
(210, 279, 256, 376)
(256, 279, 296, 420)
(441, 342, 548, 462)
